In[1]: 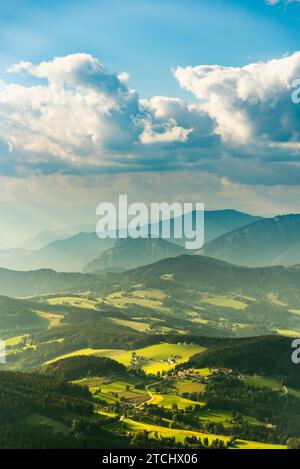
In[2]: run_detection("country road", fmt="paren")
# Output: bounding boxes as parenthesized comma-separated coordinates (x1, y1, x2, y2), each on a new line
(120, 379, 163, 421)
(137, 380, 162, 408)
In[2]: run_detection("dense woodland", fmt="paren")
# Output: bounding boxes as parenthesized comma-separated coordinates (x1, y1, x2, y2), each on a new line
(184, 336, 299, 387)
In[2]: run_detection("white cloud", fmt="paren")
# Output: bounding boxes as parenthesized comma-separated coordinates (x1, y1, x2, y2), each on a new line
(174, 52, 300, 147)
(1, 52, 300, 187)
(0, 54, 192, 174)
(140, 119, 192, 144)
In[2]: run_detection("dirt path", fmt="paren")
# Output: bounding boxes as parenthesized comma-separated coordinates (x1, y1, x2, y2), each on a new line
(120, 379, 162, 421)
(137, 380, 162, 408)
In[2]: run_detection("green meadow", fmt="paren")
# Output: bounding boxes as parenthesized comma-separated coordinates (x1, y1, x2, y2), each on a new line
(46, 343, 206, 374)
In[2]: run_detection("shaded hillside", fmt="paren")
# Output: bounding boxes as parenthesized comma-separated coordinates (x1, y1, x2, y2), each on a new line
(84, 238, 186, 273)
(184, 335, 299, 386)
(0, 296, 44, 331)
(202, 214, 300, 267)
(0, 268, 102, 297)
(3, 252, 300, 300)
(115, 254, 300, 294)
(42, 356, 126, 380)
(0, 234, 114, 272)
(0, 370, 92, 426)
(0, 370, 129, 449)
(202, 209, 262, 243)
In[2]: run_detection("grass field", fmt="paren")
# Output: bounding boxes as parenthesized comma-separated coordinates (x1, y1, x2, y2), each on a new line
(191, 317, 209, 325)
(198, 409, 263, 427)
(116, 418, 286, 449)
(242, 374, 300, 398)
(35, 310, 64, 329)
(119, 417, 231, 444)
(273, 328, 300, 337)
(131, 289, 167, 300)
(20, 414, 68, 434)
(47, 297, 98, 309)
(200, 295, 248, 310)
(45, 343, 205, 374)
(150, 393, 204, 410)
(266, 293, 286, 307)
(75, 376, 149, 404)
(236, 440, 286, 449)
(109, 317, 151, 332)
(105, 292, 171, 314)
(193, 368, 212, 377)
(289, 309, 300, 316)
(175, 379, 206, 394)
(242, 375, 285, 391)
(4, 335, 25, 347)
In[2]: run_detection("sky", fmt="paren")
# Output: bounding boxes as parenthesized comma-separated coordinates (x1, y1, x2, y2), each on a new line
(1, 0, 300, 244)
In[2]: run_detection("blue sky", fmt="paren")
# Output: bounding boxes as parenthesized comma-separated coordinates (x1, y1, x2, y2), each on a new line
(1, 0, 300, 243)
(0, 0, 300, 98)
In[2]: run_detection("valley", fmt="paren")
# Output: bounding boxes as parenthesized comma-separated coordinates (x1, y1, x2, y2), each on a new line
(0, 250, 299, 449)
(1, 224, 300, 450)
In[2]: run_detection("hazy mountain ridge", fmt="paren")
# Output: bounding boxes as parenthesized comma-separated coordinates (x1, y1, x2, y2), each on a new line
(21, 224, 95, 250)
(0, 210, 262, 272)
(202, 214, 300, 267)
(83, 237, 187, 273)
(0, 234, 114, 273)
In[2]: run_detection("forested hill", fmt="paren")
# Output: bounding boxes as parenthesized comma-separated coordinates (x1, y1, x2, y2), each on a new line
(3, 254, 300, 298)
(183, 335, 299, 387)
(114, 254, 300, 294)
(42, 355, 127, 380)
(0, 268, 103, 297)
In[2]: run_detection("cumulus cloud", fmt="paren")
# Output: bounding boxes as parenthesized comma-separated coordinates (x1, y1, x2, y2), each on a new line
(174, 52, 300, 149)
(1, 52, 300, 185)
(0, 53, 193, 175)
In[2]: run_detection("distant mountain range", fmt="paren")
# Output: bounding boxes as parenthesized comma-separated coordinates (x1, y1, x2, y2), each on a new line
(0, 210, 261, 272)
(21, 224, 95, 250)
(0, 234, 114, 272)
(202, 214, 300, 267)
(199, 209, 262, 243)
(83, 238, 187, 273)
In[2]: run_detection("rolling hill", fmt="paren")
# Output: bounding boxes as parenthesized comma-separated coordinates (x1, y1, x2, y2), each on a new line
(2, 253, 300, 299)
(0, 296, 44, 331)
(0, 268, 102, 297)
(115, 253, 300, 294)
(184, 335, 299, 386)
